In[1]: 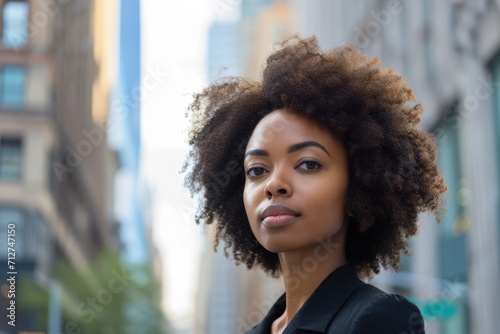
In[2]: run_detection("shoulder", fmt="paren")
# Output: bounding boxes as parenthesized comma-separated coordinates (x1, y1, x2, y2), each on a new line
(333, 284, 426, 334)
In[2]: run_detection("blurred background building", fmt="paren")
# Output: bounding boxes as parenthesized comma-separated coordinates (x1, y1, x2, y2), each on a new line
(195, 1, 500, 334)
(0, 0, 165, 333)
(195, 19, 243, 334)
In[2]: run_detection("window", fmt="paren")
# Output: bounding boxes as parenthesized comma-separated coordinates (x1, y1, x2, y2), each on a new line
(433, 108, 470, 334)
(436, 116, 468, 281)
(0, 207, 51, 270)
(0, 207, 23, 259)
(0, 137, 22, 180)
(2, 0, 29, 48)
(0, 66, 27, 107)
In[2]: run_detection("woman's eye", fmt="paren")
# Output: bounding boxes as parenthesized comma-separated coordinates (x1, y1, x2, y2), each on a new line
(246, 167, 266, 177)
(297, 161, 322, 171)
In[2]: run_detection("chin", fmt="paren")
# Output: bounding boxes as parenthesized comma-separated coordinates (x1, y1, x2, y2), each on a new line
(261, 243, 289, 254)
(258, 237, 312, 254)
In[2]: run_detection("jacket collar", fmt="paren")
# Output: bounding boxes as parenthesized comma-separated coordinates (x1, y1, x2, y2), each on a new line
(246, 264, 365, 334)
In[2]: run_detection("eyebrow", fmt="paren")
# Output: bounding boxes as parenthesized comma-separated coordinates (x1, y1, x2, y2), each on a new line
(245, 141, 331, 158)
(288, 141, 331, 157)
(244, 149, 269, 158)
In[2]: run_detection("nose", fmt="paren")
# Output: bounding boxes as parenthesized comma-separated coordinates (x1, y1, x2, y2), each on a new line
(264, 167, 293, 199)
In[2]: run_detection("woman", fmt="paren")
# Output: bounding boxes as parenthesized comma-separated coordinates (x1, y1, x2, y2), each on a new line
(183, 35, 447, 333)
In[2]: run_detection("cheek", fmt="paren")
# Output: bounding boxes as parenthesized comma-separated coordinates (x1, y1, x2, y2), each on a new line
(310, 181, 347, 223)
(243, 184, 256, 220)
(312, 201, 345, 239)
(328, 175, 348, 205)
(243, 185, 262, 238)
(243, 193, 250, 218)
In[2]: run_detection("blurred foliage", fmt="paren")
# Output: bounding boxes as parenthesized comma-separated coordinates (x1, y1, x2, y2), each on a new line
(18, 249, 169, 333)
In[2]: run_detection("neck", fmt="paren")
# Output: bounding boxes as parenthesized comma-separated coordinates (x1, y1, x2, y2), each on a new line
(276, 238, 347, 327)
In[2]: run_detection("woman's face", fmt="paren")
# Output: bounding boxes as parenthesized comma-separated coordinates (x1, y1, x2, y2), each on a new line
(243, 109, 350, 253)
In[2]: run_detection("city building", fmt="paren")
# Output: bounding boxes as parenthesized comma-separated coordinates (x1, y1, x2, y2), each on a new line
(195, 18, 245, 334)
(109, 0, 151, 265)
(0, 0, 120, 331)
(243, 0, 294, 79)
(110, 1, 166, 332)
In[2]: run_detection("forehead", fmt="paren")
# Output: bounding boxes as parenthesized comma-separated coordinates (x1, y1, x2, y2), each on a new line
(246, 109, 335, 149)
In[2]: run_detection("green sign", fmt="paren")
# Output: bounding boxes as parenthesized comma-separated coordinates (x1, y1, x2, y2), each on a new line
(420, 300, 458, 319)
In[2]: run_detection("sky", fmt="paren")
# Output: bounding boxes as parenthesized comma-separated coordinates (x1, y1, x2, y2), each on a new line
(140, 0, 239, 331)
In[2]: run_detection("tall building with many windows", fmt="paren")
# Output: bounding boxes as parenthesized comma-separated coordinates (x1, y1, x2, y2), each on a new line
(0, 0, 120, 331)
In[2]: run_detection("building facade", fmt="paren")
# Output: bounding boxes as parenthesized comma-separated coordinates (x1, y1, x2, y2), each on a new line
(0, 0, 120, 332)
(195, 18, 245, 334)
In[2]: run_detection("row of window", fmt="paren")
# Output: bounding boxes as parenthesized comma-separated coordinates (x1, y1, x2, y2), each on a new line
(0, 206, 51, 269)
(428, 51, 500, 334)
(0, 137, 22, 180)
(0, 0, 29, 106)
(1, 0, 31, 108)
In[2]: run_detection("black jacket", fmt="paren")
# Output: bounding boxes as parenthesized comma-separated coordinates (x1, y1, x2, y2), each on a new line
(245, 264, 425, 334)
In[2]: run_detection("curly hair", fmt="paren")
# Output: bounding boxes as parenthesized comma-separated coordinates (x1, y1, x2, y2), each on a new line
(183, 35, 447, 279)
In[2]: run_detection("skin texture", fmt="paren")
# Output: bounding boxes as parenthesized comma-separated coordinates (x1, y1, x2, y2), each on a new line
(243, 109, 349, 254)
(243, 109, 351, 333)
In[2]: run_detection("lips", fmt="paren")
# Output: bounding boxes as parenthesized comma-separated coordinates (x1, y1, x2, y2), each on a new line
(260, 205, 300, 227)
